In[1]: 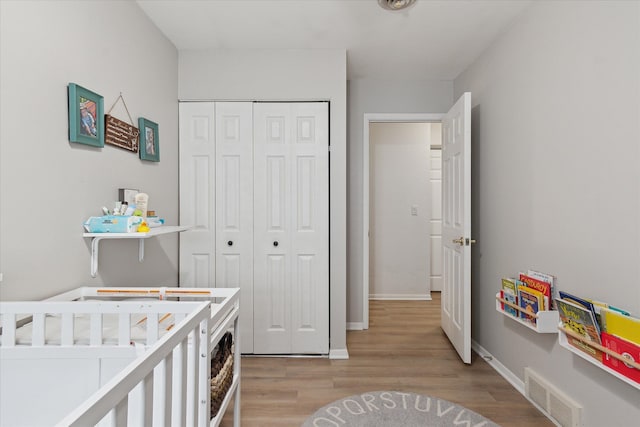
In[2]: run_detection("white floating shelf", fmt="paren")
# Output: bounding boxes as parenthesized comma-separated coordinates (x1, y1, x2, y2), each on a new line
(558, 327, 640, 390)
(495, 292, 559, 333)
(83, 225, 192, 277)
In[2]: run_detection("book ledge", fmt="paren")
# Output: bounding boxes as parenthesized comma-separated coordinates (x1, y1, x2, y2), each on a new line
(495, 292, 559, 333)
(559, 327, 640, 370)
(558, 326, 640, 390)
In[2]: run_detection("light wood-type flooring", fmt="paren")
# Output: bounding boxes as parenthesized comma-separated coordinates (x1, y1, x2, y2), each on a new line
(221, 294, 553, 426)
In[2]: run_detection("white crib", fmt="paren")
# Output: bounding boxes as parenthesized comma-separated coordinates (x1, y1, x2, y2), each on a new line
(0, 287, 240, 427)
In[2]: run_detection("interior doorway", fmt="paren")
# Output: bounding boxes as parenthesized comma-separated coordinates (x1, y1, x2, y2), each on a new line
(363, 113, 444, 329)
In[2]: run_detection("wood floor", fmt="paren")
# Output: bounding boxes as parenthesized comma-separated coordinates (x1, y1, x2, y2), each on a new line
(221, 294, 553, 426)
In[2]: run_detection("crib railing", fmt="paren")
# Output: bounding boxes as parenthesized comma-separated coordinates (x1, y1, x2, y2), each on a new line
(54, 301, 211, 427)
(0, 301, 201, 348)
(1, 288, 240, 426)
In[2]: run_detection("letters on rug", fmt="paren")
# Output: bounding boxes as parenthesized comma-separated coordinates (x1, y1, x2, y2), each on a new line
(302, 391, 500, 427)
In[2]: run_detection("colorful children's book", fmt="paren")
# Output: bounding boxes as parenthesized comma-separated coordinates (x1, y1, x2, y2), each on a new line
(518, 285, 544, 324)
(526, 269, 555, 287)
(526, 269, 556, 307)
(600, 308, 640, 345)
(590, 300, 631, 317)
(601, 332, 640, 383)
(519, 273, 551, 311)
(501, 278, 518, 317)
(558, 290, 600, 334)
(556, 298, 603, 362)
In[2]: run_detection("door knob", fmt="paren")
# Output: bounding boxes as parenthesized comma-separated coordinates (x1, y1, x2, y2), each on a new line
(452, 237, 464, 246)
(466, 238, 477, 245)
(273, 241, 279, 247)
(227, 240, 233, 246)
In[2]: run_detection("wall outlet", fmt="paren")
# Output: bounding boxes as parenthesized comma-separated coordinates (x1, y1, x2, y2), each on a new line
(411, 205, 418, 216)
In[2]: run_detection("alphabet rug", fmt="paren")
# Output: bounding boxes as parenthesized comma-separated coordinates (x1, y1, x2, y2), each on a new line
(302, 391, 501, 427)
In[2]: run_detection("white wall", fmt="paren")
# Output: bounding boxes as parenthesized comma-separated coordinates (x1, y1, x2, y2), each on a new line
(369, 122, 431, 299)
(0, 1, 179, 300)
(455, 1, 640, 425)
(178, 48, 348, 355)
(347, 79, 452, 323)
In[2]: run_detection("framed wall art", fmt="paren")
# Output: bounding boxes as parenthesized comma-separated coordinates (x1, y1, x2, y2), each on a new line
(138, 117, 159, 162)
(68, 83, 104, 147)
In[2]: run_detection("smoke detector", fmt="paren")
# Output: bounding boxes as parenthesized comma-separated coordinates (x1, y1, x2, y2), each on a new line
(378, 0, 417, 11)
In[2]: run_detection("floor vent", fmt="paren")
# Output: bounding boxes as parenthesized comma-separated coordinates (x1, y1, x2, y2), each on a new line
(524, 368, 582, 427)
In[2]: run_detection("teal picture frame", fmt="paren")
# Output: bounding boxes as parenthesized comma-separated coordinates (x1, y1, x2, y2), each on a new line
(68, 83, 104, 147)
(138, 117, 159, 162)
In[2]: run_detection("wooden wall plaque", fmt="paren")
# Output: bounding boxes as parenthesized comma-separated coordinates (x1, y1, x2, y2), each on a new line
(105, 114, 139, 152)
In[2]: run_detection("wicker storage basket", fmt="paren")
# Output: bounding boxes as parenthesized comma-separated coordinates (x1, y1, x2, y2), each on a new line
(210, 332, 234, 419)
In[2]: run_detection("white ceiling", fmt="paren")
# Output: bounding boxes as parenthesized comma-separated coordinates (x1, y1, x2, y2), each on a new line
(137, 0, 531, 80)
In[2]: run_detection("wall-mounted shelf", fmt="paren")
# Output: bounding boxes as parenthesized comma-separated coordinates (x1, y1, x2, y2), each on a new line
(558, 327, 640, 390)
(495, 292, 559, 333)
(83, 225, 191, 277)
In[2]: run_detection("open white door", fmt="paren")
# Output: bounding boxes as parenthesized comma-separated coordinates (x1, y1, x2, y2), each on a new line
(441, 92, 473, 364)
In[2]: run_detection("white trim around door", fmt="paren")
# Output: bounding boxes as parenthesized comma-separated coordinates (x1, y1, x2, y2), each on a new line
(362, 113, 444, 330)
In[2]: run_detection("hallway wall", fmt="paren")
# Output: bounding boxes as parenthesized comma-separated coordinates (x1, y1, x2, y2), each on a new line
(369, 122, 431, 299)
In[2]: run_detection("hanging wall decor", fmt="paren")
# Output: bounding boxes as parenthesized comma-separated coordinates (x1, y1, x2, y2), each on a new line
(68, 83, 104, 147)
(138, 117, 160, 162)
(104, 93, 139, 152)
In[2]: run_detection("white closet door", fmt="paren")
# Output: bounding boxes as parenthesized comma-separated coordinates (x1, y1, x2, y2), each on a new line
(253, 103, 292, 353)
(253, 103, 329, 354)
(290, 103, 329, 354)
(215, 102, 254, 353)
(179, 102, 216, 287)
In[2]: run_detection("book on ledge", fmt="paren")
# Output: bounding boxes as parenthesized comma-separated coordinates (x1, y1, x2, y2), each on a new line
(601, 332, 640, 383)
(518, 285, 544, 324)
(600, 308, 640, 345)
(556, 298, 603, 362)
(526, 269, 556, 307)
(558, 290, 601, 335)
(519, 272, 551, 311)
(501, 278, 518, 317)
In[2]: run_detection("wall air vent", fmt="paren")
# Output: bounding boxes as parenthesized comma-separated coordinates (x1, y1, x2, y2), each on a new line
(524, 367, 582, 427)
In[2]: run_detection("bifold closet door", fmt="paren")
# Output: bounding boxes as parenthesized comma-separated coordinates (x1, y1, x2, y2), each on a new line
(179, 102, 216, 288)
(215, 102, 254, 354)
(253, 103, 329, 354)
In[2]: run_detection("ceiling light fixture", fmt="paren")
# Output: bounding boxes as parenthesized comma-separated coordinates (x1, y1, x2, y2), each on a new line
(378, 0, 417, 11)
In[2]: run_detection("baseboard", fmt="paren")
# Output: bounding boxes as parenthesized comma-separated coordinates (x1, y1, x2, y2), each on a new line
(369, 293, 432, 301)
(472, 341, 562, 426)
(471, 339, 525, 395)
(347, 322, 364, 331)
(329, 348, 350, 360)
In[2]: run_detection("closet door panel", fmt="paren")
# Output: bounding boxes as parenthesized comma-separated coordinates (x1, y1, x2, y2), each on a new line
(260, 253, 290, 351)
(267, 156, 287, 231)
(215, 102, 254, 353)
(179, 102, 216, 287)
(290, 103, 329, 354)
(219, 254, 241, 287)
(253, 104, 292, 354)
